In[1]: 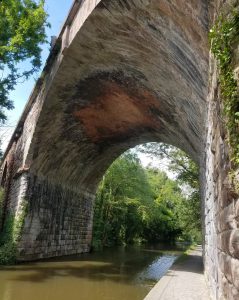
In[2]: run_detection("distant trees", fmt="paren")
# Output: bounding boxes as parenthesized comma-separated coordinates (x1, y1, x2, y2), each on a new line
(0, 0, 49, 122)
(136, 143, 201, 242)
(92, 145, 202, 249)
(92, 153, 152, 248)
(143, 168, 185, 243)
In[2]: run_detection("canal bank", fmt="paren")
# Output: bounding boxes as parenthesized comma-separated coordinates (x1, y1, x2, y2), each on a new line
(144, 245, 211, 300)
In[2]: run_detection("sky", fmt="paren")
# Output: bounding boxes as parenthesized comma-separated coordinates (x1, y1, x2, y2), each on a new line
(0, 0, 74, 149)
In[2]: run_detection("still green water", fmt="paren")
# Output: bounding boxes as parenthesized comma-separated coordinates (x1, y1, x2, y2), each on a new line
(0, 244, 185, 300)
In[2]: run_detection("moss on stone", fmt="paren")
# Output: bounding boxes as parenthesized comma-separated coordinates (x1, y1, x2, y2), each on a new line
(0, 199, 28, 265)
(209, 9, 239, 169)
(0, 188, 5, 226)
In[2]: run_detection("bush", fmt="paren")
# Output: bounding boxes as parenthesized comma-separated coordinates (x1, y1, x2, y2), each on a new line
(0, 241, 17, 265)
(0, 200, 28, 265)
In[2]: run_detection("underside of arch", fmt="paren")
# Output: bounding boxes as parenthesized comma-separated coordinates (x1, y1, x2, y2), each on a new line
(25, 0, 209, 191)
(1, 0, 211, 268)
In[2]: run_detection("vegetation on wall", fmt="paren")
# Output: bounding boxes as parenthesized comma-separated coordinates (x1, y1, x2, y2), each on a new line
(0, 196, 28, 265)
(92, 145, 201, 250)
(0, 188, 5, 228)
(209, 9, 239, 167)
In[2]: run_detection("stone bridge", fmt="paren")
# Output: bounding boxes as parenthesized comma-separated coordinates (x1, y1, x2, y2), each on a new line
(0, 0, 239, 299)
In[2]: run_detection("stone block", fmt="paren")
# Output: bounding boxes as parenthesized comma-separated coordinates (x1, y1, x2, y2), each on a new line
(228, 283, 239, 300)
(219, 203, 236, 231)
(218, 251, 226, 274)
(231, 257, 239, 290)
(221, 275, 230, 300)
(223, 254, 233, 283)
(234, 199, 239, 226)
(230, 230, 239, 259)
(220, 230, 232, 253)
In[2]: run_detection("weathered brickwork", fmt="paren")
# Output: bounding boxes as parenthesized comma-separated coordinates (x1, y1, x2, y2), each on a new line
(0, 1, 238, 299)
(17, 175, 94, 260)
(0, 84, 49, 224)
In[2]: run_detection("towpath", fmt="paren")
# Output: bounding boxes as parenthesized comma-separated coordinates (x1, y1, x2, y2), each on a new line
(144, 246, 211, 300)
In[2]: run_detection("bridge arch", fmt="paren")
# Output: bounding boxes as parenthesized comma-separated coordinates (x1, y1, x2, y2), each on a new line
(2, 0, 209, 277)
(1, 1, 239, 299)
(26, 0, 208, 191)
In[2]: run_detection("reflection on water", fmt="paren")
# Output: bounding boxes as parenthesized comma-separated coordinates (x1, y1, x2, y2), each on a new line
(137, 255, 177, 283)
(0, 243, 185, 300)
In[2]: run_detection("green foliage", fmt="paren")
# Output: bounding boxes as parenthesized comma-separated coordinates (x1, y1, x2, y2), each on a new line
(135, 143, 202, 243)
(136, 143, 199, 189)
(93, 146, 202, 249)
(175, 191, 201, 243)
(0, 187, 5, 226)
(143, 168, 184, 242)
(209, 9, 239, 167)
(0, 199, 28, 265)
(0, 240, 17, 265)
(0, 214, 17, 264)
(93, 153, 151, 249)
(0, 0, 49, 122)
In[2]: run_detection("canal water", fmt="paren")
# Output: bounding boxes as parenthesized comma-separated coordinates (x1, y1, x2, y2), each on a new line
(0, 244, 186, 300)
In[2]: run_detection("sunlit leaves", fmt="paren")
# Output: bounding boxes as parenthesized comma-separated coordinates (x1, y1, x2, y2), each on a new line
(209, 9, 239, 167)
(0, 0, 49, 122)
(92, 148, 202, 249)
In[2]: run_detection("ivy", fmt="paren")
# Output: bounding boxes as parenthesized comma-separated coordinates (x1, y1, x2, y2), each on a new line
(0, 199, 28, 265)
(0, 188, 5, 225)
(209, 9, 239, 167)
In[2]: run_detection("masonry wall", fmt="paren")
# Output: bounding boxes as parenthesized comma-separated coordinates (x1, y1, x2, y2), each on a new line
(0, 83, 50, 240)
(0, 1, 96, 258)
(204, 1, 239, 298)
(16, 175, 94, 260)
(1, 154, 95, 261)
(1, 134, 95, 260)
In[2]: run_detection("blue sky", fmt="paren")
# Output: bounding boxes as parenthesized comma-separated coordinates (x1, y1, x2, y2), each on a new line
(1, 0, 73, 149)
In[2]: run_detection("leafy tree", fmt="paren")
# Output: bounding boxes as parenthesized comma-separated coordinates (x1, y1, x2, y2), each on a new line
(93, 143, 202, 250)
(92, 150, 197, 249)
(144, 168, 185, 242)
(92, 153, 152, 248)
(136, 143, 202, 243)
(0, 0, 49, 121)
(136, 143, 199, 189)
